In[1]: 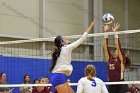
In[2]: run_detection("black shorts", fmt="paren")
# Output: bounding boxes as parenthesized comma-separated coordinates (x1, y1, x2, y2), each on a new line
(108, 79, 130, 93)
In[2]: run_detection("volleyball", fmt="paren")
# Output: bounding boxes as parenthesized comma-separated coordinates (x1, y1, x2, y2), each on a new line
(102, 13, 114, 24)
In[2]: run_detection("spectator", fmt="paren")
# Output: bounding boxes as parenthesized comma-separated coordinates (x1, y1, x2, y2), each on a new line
(0, 72, 11, 93)
(33, 79, 39, 84)
(33, 79, 40, 89)
(20, 74, 32, 93)
(45, 77, 49, 84)
(32, 77, 52, 93)
(130, 84, 140, 93)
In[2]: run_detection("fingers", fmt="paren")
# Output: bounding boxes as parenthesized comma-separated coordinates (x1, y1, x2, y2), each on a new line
(92, 19, 96, 25)
(108, 25, 111, 29)
(93, 19, 96, 23)
(86, 19, 96, 33)
(103, 25, 111, 32)
(113, 23, 116, 27)
(117, 23, 120, 28)
(112, 27, 114, 30)
(103, 22, 120, 32)
(115, 23, 120, 30)
(112, 23, 120, 32)
(114, 23, 120, 28)
(90, 19, 96, 28)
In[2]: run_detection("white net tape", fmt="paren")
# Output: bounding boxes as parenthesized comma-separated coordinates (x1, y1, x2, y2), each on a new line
(0, 29, 139, 45)
(0, 81, 140, 87)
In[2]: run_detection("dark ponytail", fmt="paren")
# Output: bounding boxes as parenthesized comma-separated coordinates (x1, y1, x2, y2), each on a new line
(125, 56, 131, 68)
(49, 36, 63, 71)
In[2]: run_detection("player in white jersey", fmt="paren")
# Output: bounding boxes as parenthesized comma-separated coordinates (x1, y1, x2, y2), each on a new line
(50, 20, 96, 93)
(77, 65, 108, 93)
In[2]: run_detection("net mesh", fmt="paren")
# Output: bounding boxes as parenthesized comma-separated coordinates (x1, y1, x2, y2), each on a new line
(1, 29, 140, 61)
(0, 30, 140, 92)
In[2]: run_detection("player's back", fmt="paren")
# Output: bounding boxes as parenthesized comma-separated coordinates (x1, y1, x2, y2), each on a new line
(77, 77, 108, 93)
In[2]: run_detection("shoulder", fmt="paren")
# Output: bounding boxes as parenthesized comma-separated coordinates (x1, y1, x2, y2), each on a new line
(79, 77, 87, 81)
(61, 45, 70, 50)
(78, 77, 87, 84)
(32, 87, 37, 91)
(94, 77, 104, 83)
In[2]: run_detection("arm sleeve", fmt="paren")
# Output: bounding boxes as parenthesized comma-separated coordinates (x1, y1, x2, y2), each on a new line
(67, 32, 88, 50)
(101, 84, 109, 93)
(100, 80, 109, 93)
(103, 36, 111, 62)
(114, 35, 125, 64)
(76, 79, 84, 93)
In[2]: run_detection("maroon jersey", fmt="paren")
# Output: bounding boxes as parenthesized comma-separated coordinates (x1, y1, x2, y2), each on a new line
(32, 86, 52, 93)
(103, 38, 125, 81)
(108, 56, 122, 81)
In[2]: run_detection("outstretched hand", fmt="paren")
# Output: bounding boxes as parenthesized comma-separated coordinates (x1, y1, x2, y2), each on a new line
(103, 25, 111, 32)
(112, 23, 120, 32)
(86, 19, 96, 33)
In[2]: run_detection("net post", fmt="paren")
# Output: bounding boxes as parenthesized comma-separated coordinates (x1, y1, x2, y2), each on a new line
(83, 0, 93, 60)
(93, 0, 104, 61)
(39, 0, 46, 56)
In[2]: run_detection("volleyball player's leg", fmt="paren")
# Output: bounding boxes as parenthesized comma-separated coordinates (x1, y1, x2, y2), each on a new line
(108, 85, 115, 93)
(66, 83, 75, 93)
(119, 84, 130, 93)
(108, 85, 120, 93)
(55, 83, 74, 93)
(55, 83, 68, 93)
(124, 84, 131, 93)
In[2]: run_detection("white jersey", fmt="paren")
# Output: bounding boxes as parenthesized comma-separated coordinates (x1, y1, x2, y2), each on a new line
(77, 77, 108, 93)
(52, 32, 88, 76)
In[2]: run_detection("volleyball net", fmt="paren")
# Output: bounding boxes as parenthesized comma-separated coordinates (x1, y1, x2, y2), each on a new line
(0, 29, 140, 92)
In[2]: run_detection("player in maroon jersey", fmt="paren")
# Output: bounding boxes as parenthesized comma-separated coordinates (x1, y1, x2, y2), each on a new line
(103, 23, 131, 93)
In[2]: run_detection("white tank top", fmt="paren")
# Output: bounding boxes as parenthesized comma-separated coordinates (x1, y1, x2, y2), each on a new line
(52, 32, 88, 76)
(77, 77, 109, 93)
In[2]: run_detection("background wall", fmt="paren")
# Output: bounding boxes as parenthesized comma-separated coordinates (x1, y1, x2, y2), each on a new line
(0, 0, 39, 38)
(0, 55, 108, 93)
(45, 0, 85, 37)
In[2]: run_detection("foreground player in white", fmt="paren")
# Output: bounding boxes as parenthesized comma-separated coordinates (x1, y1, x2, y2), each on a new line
(77, 64, 108, 93)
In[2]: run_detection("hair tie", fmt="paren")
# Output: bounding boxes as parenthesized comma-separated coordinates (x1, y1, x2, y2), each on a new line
(59, 36, 63, 47)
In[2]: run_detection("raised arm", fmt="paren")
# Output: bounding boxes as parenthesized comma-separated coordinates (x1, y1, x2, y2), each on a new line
(67, 19, 96, 50)
(112, 23, 125, 63)
(114, 35, 125, 63)
(103, 25, 111, 62)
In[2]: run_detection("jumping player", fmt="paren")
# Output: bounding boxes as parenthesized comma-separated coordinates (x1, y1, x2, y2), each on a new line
(50, 19, 96, 93)
(103, 23, 131, 93)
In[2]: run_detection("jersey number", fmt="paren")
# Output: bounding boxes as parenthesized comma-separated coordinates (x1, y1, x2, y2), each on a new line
(91, 80, 96, 87)
(109, 64, 115, 70)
